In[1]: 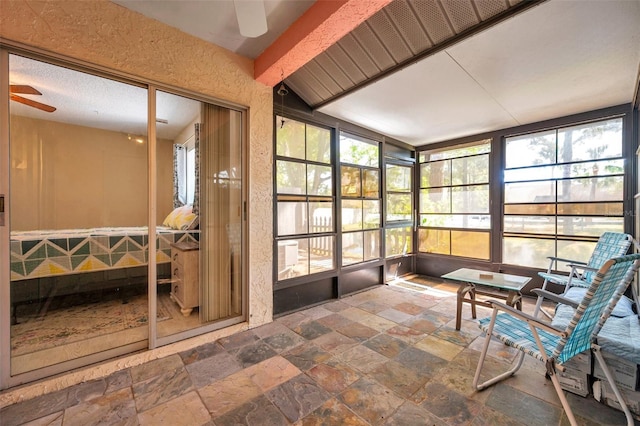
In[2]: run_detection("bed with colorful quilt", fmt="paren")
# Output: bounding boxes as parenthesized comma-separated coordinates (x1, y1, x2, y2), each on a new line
(10, 226, 199, 281)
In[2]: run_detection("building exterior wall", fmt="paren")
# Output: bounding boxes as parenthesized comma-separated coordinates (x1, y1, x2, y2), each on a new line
(0, 0, 273, 402)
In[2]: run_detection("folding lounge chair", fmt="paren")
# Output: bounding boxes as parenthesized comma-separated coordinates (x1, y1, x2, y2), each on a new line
(473, 253, 640, 426)
(533, 232, 633, 319)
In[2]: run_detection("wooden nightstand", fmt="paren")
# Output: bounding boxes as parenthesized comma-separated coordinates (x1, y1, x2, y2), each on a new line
(170, 241, 199, 316)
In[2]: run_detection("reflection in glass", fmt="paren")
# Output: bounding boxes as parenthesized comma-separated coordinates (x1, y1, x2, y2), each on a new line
(451, 185, 489, 213)
(363, 200, 380, 229)
(339, 134, 379, 167)
(418, 229, 449, 254)
(276, 116, 305, 159)
(503, 237, 554, 269)
(452, 155, 488, 185)
(342, 232, 364, 266)
(277, 202, 307, 236)
(307, 164, 332, 196)
(342, 200, 363, 231)
(306, 124, 331, 164)
(362, 169, 379, 198)
(386, 227, 412, 257)
(420, 188, 450, 213)
(341, 166, 361, 197)
(277, 160, 306, 195)
(451, 231, 489, 259)
(420, 160, 451, 188)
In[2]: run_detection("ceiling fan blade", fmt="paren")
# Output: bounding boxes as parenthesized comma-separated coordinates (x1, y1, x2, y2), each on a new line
(10, 85, 42, 95)
(10, 94, 56, 113)
(233, 0, 267, 38)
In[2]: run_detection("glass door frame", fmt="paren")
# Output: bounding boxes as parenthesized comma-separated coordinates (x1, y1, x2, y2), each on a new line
(0, 46, 249, 389)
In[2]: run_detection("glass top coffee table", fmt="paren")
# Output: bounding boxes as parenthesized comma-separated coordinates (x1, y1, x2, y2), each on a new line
(441, 268, 531, 330)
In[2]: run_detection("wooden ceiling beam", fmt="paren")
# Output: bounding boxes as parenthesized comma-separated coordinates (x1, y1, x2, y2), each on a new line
(255, 0, 393, 87)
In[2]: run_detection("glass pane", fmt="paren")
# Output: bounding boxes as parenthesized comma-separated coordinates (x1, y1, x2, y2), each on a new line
(422, 140, 490, 161)
(276, 116, 305, 159)
(504, 159, 624, 182)
(505, 130, 556, 169)
(9, 55, 149, 375)
(420, 188, 450, 213)
(557, 176, 623, 202)
(557, 202, 623, 216)
(341, 166, 361, 197)
(277, 202, 307, 236)
(387, 164, 412, 191)
(418, 229, 449, 254)
(557, 240, 597, 272)
(363, 169, 379, 198)
(309, 202, 333, 235)
(504, 204, 556, 215)
(420, 160, 451, 188)
(342, 232, 364, 265)
(451, 154, 488, 185)
(309, 236, 335, 273)
(503, 237, 555, 269)
(451, 185, 489, 213)
(340, 133, 379, 167)
(386, 227, 412, 257)
(342, 200, 363, 231)
(558, 118, 622, 163)
(277, 160, 306, 195)
(557, 216, 623, 237)
(421, 214, 490, 229)
(278, 239, 308, 280)
(503, 215, 555, 234)
(363, 200, 380, 229)
(504, 181, 555, 204)
(307, 164, 332, 196)
(387, 193, 412, 221)
(306, 124, 331, 164)
(451, 231, 490, 259)
(364, 230, 381, 261)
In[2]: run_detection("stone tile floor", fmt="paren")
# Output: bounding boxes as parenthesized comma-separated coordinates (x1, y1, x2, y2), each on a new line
(1, 275, 638, 425)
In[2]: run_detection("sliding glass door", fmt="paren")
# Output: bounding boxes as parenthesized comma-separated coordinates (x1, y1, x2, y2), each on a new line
(2, 51, 246, 386)
(7, 54, 150, 376)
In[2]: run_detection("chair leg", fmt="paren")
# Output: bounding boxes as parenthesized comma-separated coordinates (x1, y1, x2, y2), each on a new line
(547, 367, 579, 426)
(533, 277, 553, 319)
(593, 346, 635, 426)
(473, 310, 525, 390)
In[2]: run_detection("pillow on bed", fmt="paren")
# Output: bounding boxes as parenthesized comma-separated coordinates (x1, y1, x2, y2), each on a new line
(163, 205, 198, 230)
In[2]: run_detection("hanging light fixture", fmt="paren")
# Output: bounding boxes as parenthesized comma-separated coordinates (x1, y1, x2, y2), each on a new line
(277, 70, 288, 129)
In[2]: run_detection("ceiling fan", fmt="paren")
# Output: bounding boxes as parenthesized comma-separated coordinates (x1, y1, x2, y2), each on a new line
(10, 84, 57, 113)
(233, 0, 267, 38)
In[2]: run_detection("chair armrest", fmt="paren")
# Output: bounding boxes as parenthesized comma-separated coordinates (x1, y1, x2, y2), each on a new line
(531, 289, 579, 309)
(547, 256, 587, 266)
(567, 264, 598, 273)
(486, 299, 565, 336)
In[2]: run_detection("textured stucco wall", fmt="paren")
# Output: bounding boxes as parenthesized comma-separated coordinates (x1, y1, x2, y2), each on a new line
(0, 0, 273, 400)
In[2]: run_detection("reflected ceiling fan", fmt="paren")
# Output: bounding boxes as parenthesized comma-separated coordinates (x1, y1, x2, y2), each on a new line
(233, 0, 267, 38)
(10, 84, 57, 113)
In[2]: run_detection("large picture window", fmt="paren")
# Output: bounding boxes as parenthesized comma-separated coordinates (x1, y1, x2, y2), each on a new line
(418, 140, 491, 260)
(340, 133, 381, 266)
(275, 117, 335, 280)
(503, 117, 624, 269)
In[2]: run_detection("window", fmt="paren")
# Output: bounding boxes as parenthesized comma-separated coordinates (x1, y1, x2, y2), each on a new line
(340, 133, 381, 266)
(385, 163, 413, 257)
(275, 117, 334, 280)
(503, 118, 624, 269)
(418, 140, 491, 260)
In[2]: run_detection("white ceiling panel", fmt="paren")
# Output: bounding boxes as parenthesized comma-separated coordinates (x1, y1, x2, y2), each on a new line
(318, 0, 640, 146)
(448, 0, 640, 125)
(317, 51, 519, 145)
